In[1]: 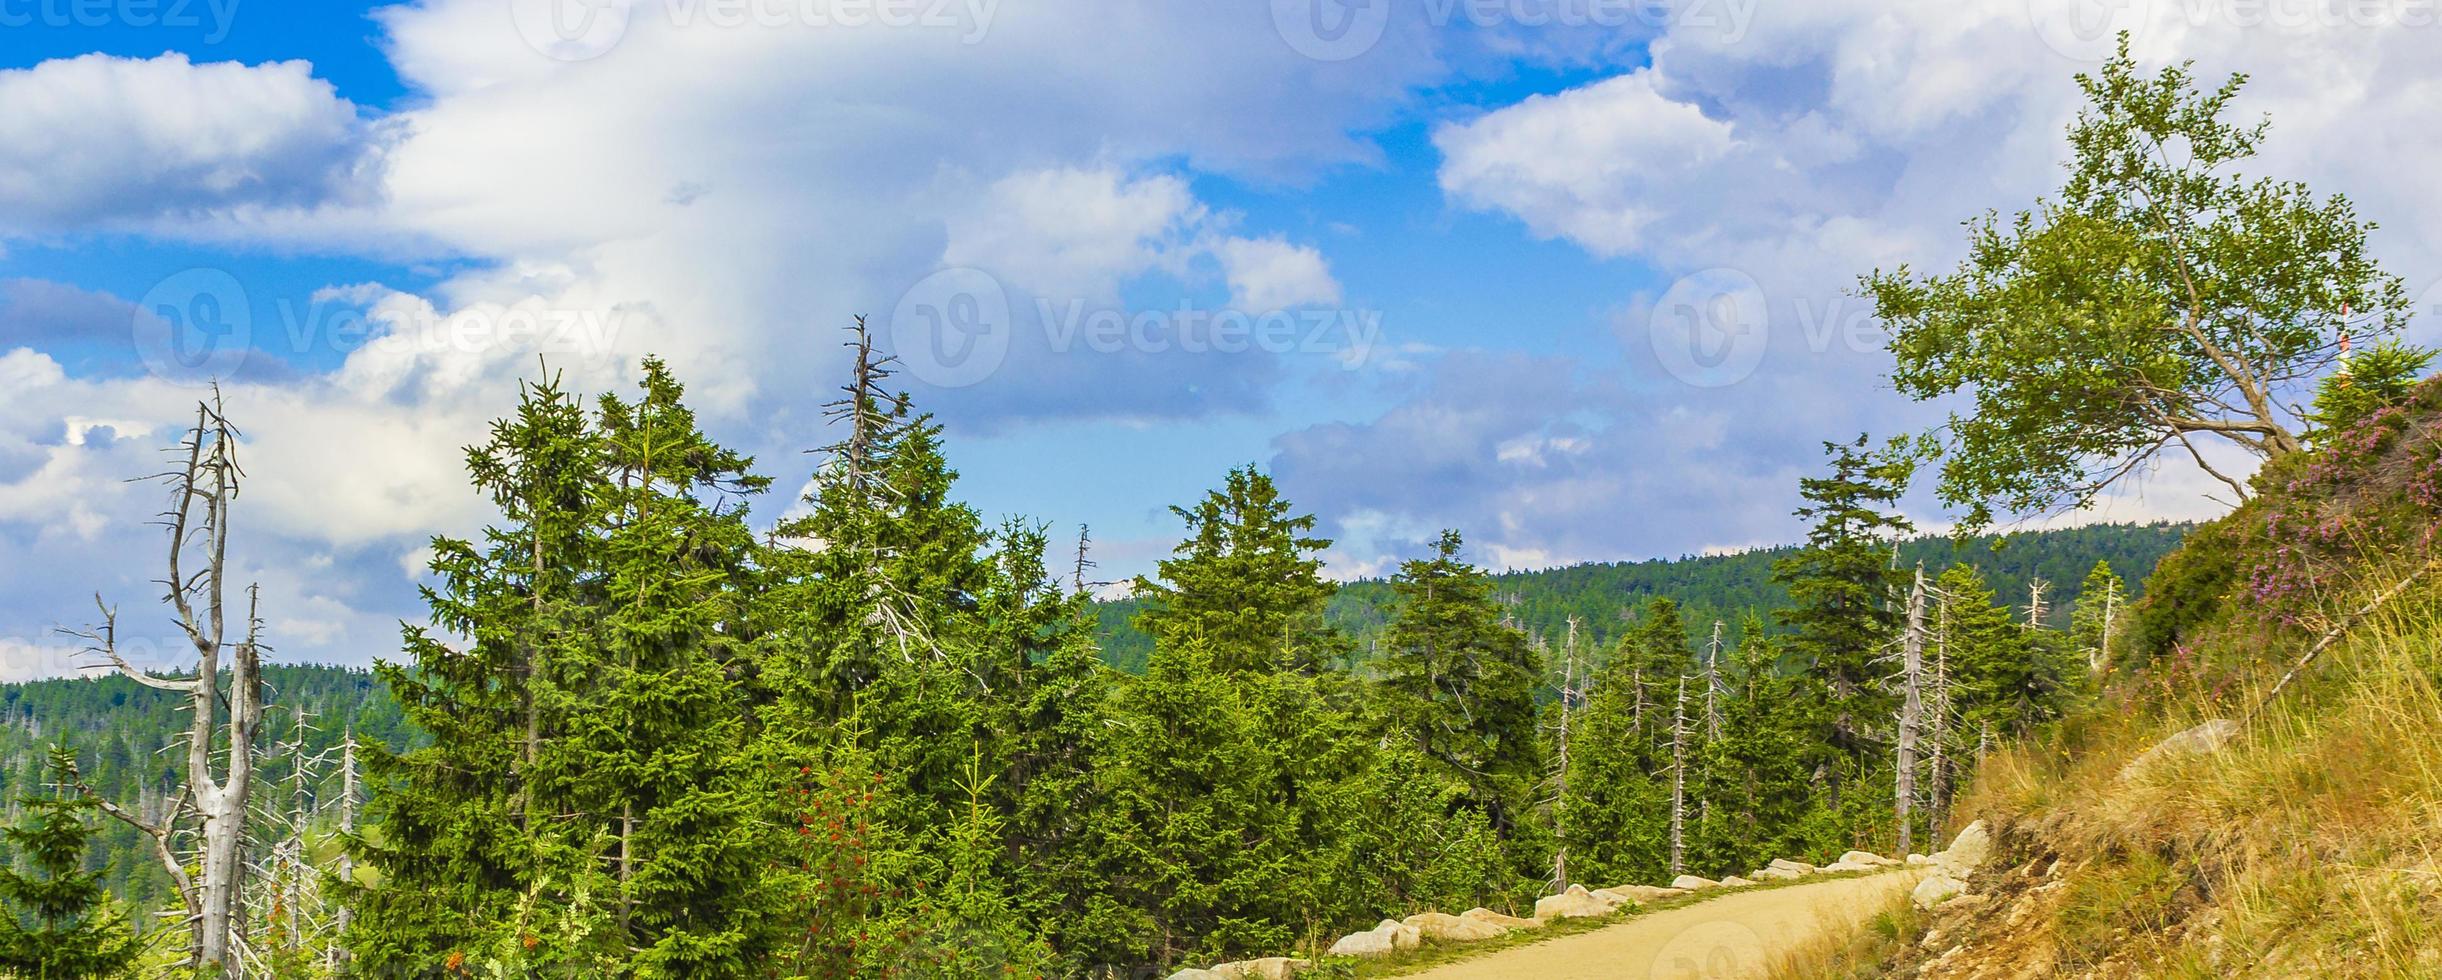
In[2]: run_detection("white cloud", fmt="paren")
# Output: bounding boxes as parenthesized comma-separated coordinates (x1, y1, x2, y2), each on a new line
(1215, 237, 1342, 311)
(945, 168, 1205, 302)
(1436, 68, 1743, 257)
(0, 53, 376, 235)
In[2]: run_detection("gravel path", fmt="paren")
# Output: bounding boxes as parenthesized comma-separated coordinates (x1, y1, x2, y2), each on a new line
(1400, 870, 1921, 980)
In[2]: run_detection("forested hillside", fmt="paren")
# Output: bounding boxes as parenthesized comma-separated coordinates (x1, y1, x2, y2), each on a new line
(1093, 522, 2189, 673)
(0, 47, 2419, 980)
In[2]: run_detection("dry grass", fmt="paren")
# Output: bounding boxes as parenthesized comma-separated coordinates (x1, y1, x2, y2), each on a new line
(1759, 889, 1919, 980)
(1947, 565, 2442, 976)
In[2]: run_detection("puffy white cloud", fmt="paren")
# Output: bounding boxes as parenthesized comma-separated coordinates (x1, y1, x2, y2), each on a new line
(1215, 237, 1342, 311)
(1436, 68, 1744, 257)
(1342, 1, 2442, 562)
(0, 53, 377, 235)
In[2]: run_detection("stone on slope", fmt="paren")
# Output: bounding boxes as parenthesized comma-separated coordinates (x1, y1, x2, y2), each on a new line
(1327, 926, 1396, 958)
(2118, 719, 2240, 783)
(1595, 884, 1688, 904)
(1751, 866, 1802, 881)
(1822, 860, 1879, 873)
(1534, 885, 1615, 921)
(1935, 820, 1991, 876)
(1377, 919, 1421, 951)
(1839, 850, 1897, 867)
(1210, 958, 1311, 980)
(1767, 858, 1817, 874)
(1460, 907, 1541, 930)
(1669, 874, 1721, 890)
(1718, 875, 1756, 887)
(1911, 871, 1966, 910)
(1906, 853, 1933, 867)
(1404, 911, 1507, 942)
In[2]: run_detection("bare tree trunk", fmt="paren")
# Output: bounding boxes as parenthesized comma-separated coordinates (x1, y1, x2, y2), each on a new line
(1895, 568, 1927, 856)
(332, 732, 357, 971)
(1928, 596, 1952, 847)
(1668, 672, 1688, 876)
(68, 398, 266, 974)
(1548, 617, 1585, 891)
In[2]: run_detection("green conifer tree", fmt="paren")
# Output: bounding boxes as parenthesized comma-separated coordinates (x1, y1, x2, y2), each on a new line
(1772, 435, 1913, 823)
(0, 748, 143, 980)
(1375, 530, 1543, 836)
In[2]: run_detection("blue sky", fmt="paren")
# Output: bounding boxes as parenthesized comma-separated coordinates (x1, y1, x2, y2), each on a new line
(3, 1, 2438, 671)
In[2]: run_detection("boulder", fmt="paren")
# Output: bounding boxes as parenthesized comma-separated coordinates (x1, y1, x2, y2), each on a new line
(1326, 927, 1396, 958)
(1767, 858, 1817, 874)
(1911, 871, 1967, 910)
(1595, 884, 1687, 904)
(1534, 885, 1615, 921)
(1167, 972, 1226, 980)
(1935, 820, 1991, 876)
(1822, 860, 1879, 873)
(1751, 866, 1802, 881)
(1669, 874, 1720, 890)
(1718, 875, 1756, 887)
(1210, 959, 1311, 980)
(2118, 719, 2240, 783)
(1906, 853, 1934, 867)
(1460, 907, 1541, 930)
(1377, 919, 1422, 951)
(1404, 911, 1507, 943)
(1839, 850, 1897, 867)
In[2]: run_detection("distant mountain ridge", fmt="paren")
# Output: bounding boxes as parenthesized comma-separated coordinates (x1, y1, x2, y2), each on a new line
(1093, 521, 2193, 672)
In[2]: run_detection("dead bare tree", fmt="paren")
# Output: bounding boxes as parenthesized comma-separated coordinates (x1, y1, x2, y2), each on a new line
(65, 395, 265, 974)
(1894, 567, 1928, 855)
(1927, 593, 1953, 847)
(1667, 670, 1689, 876)
(1545, 617, 1588, 891)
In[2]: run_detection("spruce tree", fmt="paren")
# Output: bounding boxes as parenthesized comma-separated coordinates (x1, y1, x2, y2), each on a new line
(0, 748, 142, 980)
(350, 372, 606, 973)
(1560, 597, 1687, 886)
(1375, 530, 1543, 835)
(1772, 435, 1913, 822)
(1130, 467, 1347, 674)
(565, 358, 775, 976)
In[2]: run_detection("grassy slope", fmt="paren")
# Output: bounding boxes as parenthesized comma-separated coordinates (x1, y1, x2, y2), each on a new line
(1827, 385, 2442, 977)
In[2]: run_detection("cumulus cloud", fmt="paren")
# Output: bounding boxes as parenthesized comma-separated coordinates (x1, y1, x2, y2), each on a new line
(0, 53, 378, 235)
(1293, 1, 2442, 572)
(1215, 237, 1343, 311)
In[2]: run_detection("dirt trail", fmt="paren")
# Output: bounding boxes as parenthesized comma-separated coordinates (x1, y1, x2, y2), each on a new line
(1402, 870, 1921, 980)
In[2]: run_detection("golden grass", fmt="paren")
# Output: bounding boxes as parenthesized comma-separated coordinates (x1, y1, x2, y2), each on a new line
(1947, 567, 2442, 976)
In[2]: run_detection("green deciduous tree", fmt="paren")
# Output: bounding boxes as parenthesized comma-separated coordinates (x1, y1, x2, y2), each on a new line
(1870, 39, 2410, 523)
